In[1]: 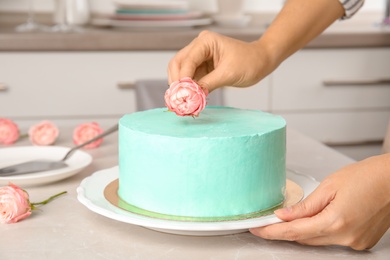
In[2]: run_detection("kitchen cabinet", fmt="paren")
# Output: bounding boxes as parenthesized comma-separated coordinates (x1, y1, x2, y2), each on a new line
(0, 51, 270, 128)
(1, 48, 389, 148)
(0, 52, 174, 121)
(271, 48, 390, 145)
(223, 80, 270, 111)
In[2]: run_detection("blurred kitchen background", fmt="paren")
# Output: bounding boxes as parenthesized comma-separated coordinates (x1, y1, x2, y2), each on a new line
(0, 0, 389, 162)
(0, 0, 386, 14)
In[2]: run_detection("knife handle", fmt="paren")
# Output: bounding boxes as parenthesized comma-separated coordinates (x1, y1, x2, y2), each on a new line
(62, 124, 119, 161)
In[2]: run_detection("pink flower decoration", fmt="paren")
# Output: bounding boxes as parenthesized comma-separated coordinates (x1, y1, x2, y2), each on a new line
(0, 183, 67, 224)
(0, 183, 32, 224)
(28, 120, 59, 146)
(0, 118, 20, 145)
(164, 77, 209, 117)
(73, 122, 104, 149)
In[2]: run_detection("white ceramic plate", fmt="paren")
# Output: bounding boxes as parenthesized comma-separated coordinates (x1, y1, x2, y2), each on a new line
(112, 0, 189, 10)
(91, 18, 212, 29)
(0, 146, 92, 187)
(77, 166, 319, 236)
(111, 11, 203, 21)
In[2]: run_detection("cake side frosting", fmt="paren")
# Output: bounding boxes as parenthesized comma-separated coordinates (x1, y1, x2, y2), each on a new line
(118, 106, 286, 219)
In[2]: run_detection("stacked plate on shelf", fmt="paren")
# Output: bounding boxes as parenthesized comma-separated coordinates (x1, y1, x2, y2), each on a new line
(92, 0, 212, 29)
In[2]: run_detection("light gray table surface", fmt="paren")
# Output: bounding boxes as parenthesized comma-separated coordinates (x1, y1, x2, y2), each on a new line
(0, 127, 389, 259)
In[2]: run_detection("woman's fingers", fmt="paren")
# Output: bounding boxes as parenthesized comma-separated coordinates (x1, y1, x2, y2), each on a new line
(250, 176, 338, 241)
(250, 210, 330, 242)
(168, 31, 216, 84)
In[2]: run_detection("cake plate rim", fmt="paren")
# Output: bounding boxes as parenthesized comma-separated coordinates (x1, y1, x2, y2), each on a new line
(77, 166, 319, 236)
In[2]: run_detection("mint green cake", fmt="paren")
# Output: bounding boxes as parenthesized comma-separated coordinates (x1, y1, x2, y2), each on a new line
(118, 106, 286, 221)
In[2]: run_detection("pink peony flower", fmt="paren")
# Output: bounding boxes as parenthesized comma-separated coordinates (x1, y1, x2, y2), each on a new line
(73, 122, 104, 149)
(0, 118, 20, 145)
(0, 183, 32, 224)
(28, 120, 59, 146)
(164, 77, 209, 117)
(0, 183, 67, 224)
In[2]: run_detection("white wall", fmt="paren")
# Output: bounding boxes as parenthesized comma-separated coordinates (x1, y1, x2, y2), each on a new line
(0, 0, 385, 14)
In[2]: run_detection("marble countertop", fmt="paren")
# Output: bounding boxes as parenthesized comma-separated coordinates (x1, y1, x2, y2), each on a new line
(0, 12, 389, 51)
(1, 127, 389, 259)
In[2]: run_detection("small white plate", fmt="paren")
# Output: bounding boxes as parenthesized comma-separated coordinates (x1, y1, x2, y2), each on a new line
(77, 166, 319, 236)
(112, 0, 189, 10)
(0, 146, 92, 187)
(111, 11, 203, 21)
(91, 18, 212, 29)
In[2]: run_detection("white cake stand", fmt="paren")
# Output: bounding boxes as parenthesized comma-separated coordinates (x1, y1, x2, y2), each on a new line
(77, 166, 319, 236)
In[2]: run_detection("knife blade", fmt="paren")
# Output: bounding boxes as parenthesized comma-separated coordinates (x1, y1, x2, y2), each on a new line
(0, 160, 68, 177)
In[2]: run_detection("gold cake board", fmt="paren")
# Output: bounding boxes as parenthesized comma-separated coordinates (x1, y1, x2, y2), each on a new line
(104, 179, 303, 222)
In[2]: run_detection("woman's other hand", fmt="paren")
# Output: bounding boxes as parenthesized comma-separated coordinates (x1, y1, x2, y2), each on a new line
(250, 154, 390, 250)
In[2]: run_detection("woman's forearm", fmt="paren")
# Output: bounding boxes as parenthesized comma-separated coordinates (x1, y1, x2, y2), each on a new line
(256, 0, 345, 69)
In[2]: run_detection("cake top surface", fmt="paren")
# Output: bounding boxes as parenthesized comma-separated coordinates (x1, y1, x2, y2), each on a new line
(119, 106, 286, 138)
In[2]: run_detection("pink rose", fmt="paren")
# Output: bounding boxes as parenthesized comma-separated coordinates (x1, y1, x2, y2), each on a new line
(73, 122, 104, 149)
(28, 120, 59, 146)
(164, 77, 209, 117)
(0, 183, 32, 224)
(0, 118, 20, 145)
(0, 183, 67, 224)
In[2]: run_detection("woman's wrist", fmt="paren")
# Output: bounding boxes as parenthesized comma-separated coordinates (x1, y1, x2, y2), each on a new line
(250, 38, 283, 78)
(252, 0, 345, 71)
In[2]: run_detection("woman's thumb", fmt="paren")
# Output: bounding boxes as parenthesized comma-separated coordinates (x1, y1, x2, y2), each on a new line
(274, 183, 334, 221)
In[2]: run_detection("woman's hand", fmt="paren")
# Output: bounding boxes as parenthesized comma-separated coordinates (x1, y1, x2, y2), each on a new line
(167, 30, 275, 92)
(250, 154, 390, 250)
(167, 0, 345, 93)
